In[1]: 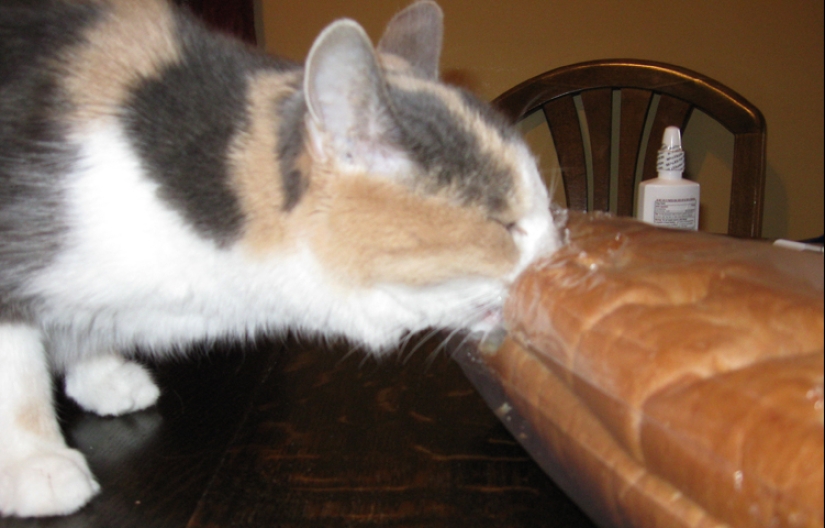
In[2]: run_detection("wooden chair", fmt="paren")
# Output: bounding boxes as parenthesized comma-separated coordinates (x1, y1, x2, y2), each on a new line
(493, 59, 766, 238)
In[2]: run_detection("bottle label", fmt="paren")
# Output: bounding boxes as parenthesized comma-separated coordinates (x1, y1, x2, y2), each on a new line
(653, 198, 698, 229)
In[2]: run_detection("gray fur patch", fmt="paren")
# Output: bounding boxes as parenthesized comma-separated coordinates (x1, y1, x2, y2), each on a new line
(276, 89, 309, 211)
(387, 86, 514, 213)
(0, 0, 100, 319)
(122, 8, 296, 246)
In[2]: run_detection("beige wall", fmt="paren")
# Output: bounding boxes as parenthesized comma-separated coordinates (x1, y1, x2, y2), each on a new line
(258, 0, 823, 239)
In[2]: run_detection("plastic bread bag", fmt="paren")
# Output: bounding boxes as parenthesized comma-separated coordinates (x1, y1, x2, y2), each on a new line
(453, 212, 824, 528)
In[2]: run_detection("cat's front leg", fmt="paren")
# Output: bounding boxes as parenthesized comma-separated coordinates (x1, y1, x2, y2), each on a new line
(64, 354, 160, 417)
(0, 324, 100, 517)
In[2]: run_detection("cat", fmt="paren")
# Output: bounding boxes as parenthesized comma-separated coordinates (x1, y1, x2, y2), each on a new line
(0, 0, 559, 517)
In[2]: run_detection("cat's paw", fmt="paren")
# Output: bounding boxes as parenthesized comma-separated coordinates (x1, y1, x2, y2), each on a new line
(65, 355, 160, 416)
(0, 448, 100, 517)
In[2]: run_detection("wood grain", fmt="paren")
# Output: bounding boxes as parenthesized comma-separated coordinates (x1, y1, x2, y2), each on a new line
(0, 336, 596, 528)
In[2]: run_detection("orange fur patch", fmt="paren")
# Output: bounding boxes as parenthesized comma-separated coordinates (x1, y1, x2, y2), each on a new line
(310, 175, 518, 286)
(387, 73, 533, 223)
(61, 0, 181, 126)
(230, 71, 302, 253)
(15, 401, 61, 441)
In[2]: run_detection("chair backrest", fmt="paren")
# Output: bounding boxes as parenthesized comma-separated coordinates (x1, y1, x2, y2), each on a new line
(493, 59, 766, 238)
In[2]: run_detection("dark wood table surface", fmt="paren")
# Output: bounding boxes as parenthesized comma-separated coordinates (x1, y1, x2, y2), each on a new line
(1, 335, 596, 528)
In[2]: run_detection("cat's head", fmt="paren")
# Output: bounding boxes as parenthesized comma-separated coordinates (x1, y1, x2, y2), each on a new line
(266, 2, 560, 350)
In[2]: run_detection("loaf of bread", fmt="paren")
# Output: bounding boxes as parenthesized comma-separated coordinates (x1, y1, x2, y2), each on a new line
(463, 212, 824, 528)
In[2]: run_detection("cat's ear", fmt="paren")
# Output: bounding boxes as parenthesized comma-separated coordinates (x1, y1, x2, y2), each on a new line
(304, 20, 399, 171)
(377, 1, 443, 80)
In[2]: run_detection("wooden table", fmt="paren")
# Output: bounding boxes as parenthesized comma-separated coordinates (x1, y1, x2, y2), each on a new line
(0, 335, 596, 528)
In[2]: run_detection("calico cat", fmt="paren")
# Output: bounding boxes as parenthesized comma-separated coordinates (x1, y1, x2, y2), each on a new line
(0, 0, 559, 517)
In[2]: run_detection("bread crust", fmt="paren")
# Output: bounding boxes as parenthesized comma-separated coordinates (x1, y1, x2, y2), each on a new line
(473, 212, 824, 527)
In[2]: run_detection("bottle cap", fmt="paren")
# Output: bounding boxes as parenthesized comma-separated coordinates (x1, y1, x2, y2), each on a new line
(657, 126, 685, 176)
(662, 126, 682, 149)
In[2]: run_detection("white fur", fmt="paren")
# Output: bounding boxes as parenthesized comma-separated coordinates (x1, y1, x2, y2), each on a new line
(64, 354, 160, 416)
(508, 143, 560, 279)
(0, 325, 100, 517)
(30, 123, 512, 360)
(0, 448, 100, 518)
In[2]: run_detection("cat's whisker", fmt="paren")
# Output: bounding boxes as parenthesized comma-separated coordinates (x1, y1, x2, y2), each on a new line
(400, 328, 443, 365)
(397, 330, 420, 355)
(449, 327, 484, 358)
(338, 343, 364, 366)
(425, 326, 467, 367)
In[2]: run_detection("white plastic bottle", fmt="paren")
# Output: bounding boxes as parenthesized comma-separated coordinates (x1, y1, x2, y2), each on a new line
(636, 126, 700, 230)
